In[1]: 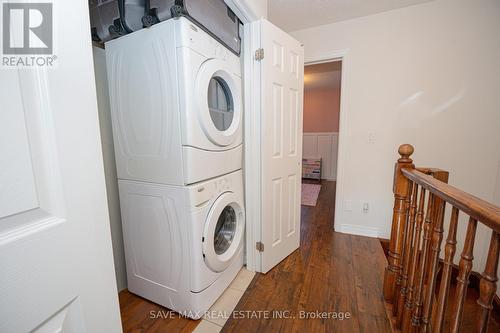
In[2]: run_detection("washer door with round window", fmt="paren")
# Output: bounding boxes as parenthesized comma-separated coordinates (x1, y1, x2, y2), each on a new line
(203, 192, 245, 272)
(196, 58, 242, 147)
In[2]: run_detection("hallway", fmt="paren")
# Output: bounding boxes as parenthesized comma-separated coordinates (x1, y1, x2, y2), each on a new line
(222, 181, 392, 332)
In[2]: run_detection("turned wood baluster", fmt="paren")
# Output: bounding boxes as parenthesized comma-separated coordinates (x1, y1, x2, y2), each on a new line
(450, 217, 478, 333)
(476, 231, 500, 333)
(393, 181, 415, 316)
(410, 193, 434, 332)
(431, 207, 459, 333)
(384, 144, 415, 302)
(420, 172, 448, 332)
(396, 183, 418, 328)
(402, 188, 426, 333)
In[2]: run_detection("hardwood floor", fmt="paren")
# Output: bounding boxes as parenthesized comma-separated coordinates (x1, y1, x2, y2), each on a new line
(118, 290, 200, 333)
(222, 181, 392, 333)
(442, 282, 500, 332)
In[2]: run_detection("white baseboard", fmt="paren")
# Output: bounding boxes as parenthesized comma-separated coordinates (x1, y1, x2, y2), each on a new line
(337, 224, 379, 238)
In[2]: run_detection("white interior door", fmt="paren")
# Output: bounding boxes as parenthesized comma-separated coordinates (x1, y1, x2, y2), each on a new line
(257, 19, 304, 273)
(0, 1, 122, 332)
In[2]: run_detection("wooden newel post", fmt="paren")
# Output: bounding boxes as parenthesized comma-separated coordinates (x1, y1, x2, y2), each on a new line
(384, 144, 415, 302)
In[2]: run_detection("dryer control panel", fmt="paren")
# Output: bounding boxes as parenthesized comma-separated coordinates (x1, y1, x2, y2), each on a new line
(176, 17, 230, 61)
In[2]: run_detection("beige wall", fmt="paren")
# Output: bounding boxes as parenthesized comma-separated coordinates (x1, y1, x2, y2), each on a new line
(494, 156, 500, 205)
(291, 0, 500, 275)
(304, 88, 340, 133)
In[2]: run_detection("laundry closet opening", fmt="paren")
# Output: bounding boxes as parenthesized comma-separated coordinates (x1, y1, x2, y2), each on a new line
(90, 0, 248, 328)
(301, 60, 342, 225)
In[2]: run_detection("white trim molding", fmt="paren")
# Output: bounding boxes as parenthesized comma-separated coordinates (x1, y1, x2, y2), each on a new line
(305, 50, 350, 234)
(337, 224, 379, 238)
(225, 0, 263, 23)
(242, 21, 262, 272)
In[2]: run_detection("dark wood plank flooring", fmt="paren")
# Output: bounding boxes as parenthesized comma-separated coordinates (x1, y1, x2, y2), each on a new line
(222, 181, 392, 333)
(118, 290, 200, 333)
(441, 283, 500, 332)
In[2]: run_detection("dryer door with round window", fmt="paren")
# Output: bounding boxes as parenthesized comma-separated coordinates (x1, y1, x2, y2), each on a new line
(203, 192, 245, 272)
(196, 58, 242, 147)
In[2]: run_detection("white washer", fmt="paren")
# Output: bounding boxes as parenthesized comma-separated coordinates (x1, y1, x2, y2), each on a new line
(106, 17, 242, 186)
(118, 170, 245, 318)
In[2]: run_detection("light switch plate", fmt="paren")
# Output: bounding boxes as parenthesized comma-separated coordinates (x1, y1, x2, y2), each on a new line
(344, 200, 352, 211)
(368, 133, 376, 144)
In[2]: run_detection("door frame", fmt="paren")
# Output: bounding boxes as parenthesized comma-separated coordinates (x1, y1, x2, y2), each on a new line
(223, 0, 261, 271)
(304, 50, 350, 233)
(242, 20, 263, 272)
(224, 0, 261, 23)
(222, 0, 262, 271)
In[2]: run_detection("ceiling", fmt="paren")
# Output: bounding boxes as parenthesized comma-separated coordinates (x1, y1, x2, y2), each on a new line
(268, 0, 434, 32)
(304, 61, 342, 91)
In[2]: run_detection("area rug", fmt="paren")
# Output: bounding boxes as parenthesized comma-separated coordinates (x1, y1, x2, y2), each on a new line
(301, 183, 321, 207)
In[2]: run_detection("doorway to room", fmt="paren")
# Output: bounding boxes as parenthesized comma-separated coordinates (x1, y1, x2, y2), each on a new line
(301, 61, 342, 228)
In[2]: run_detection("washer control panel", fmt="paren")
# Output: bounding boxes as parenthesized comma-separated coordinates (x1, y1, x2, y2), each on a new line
(191, 176, 233, 207)
(215, 176, 232, 193)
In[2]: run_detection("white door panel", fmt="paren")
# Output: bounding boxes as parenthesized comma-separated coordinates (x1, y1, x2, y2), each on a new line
(0, 1, 122, 332)
(258, 19, 304, 273)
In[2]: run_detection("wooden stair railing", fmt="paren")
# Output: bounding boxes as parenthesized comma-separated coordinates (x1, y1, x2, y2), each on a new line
(383, 144, 500, 333)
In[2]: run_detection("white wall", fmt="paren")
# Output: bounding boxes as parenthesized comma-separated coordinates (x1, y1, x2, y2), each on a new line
(92, 47, 127, 292)
(242, 0, 267, 19)
(291, 0, 500, 274)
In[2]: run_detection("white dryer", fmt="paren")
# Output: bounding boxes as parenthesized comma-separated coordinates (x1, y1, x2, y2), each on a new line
(118, 170, 245, 318)
(106, 17, 242, 185)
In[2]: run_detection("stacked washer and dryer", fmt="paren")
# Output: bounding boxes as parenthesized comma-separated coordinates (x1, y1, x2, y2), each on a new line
(105, 16, 245, 318)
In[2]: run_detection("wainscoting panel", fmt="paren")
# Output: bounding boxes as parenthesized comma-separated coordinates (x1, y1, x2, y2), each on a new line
(302, 132, 338, 180)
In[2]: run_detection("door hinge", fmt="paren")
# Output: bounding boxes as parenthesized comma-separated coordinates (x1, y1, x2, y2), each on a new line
(254, 48, 264, 61)
(256, 241, 264, 252)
